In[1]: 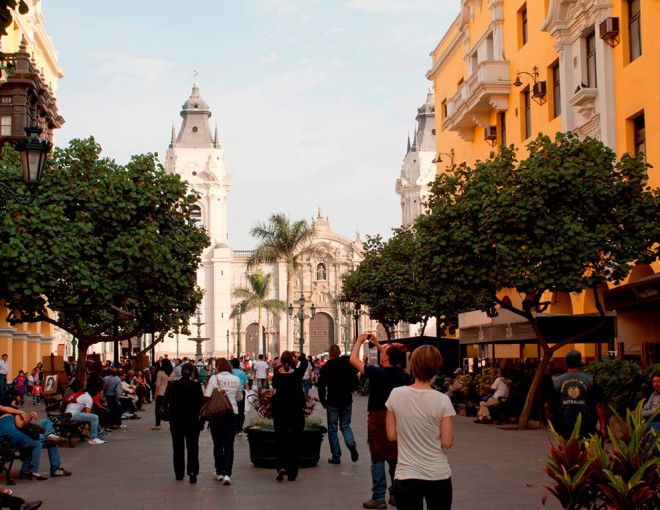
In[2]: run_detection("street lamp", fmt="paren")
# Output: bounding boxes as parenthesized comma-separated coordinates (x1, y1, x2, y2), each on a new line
(226, 329, 230, 358)
(235, 303, 242, 356)
(339, 300, 352, 354)
(287, 293, 316, 352)
(1, 126, 51, 208)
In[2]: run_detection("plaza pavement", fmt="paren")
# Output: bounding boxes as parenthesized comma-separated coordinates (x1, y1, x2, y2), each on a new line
(13, 389, 562, 510)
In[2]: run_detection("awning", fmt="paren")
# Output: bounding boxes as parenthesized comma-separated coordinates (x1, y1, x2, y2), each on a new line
(604, 273, 660, 311)
(458, 310, 615, 345)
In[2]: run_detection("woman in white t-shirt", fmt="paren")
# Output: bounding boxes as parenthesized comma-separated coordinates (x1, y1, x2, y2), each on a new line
(385, 345, 455, 510)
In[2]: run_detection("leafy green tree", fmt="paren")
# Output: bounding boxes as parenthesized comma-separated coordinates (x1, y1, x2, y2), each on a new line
(0, 138, 210, 372)
(248, 213, 326, 349)
(0, 1, 28, 37)
(342, 227, 464, 340)
(232, 270, 286, 356)
(419, 132, 660, 429)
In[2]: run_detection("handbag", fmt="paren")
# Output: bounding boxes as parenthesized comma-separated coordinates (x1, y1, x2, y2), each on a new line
(157, 381, 173, 422)
(200, 376, 234, 420)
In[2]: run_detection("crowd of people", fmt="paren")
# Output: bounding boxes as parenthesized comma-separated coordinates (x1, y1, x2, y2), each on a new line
(0, 340, 657, 510)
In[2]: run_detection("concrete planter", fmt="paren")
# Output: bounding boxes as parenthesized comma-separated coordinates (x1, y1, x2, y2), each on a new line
(244, 425, 328, 468)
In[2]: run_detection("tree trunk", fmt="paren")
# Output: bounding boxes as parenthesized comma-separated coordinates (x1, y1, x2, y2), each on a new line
(286, 277, 294, 352)
(258, 305, 264, 357)
(518, 343, 552, 429)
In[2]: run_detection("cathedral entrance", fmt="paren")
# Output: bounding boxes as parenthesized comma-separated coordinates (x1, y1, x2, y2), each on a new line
(308, 312, 334, 356)
(246, 323, 259, 357)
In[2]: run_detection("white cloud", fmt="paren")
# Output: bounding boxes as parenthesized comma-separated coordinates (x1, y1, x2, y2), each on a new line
(264, 52, 280, 63)
(324, 27, 346, 37)
(94, 53, 174, 86)
(346, 0, 447, 14)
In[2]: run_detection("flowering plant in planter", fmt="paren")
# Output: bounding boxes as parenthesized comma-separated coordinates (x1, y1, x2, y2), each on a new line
(247, 391, 322, 427)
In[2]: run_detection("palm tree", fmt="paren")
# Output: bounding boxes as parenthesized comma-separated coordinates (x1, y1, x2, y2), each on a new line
(249, 213, 327, 351)
(232, 271, 286, 356)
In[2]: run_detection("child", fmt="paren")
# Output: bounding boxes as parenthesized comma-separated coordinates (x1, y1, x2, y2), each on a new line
(12, 371, 28, 406)
(32, 380, 43, 405)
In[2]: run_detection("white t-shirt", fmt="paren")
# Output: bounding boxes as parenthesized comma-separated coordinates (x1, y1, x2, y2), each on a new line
(491, 377, 510, 400)
(205, 372, 243, 415)
(254, 360, 269, 379)
(65, 392, 93, 414)
(386, 386, 455, 481)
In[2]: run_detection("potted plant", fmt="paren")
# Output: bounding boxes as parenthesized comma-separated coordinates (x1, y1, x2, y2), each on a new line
(243, 391, 327, 468)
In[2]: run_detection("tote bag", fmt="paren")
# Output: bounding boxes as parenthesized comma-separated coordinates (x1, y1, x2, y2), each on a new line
(200, 376, 234, 420)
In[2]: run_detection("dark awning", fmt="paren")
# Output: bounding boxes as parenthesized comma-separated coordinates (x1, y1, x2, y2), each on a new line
(603, 273, 660, 311)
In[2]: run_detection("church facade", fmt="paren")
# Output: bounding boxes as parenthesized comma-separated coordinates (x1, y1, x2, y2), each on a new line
(158, 83, 366, 359)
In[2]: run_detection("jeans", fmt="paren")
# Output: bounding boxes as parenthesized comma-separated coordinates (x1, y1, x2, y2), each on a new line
(394, 477, 452, 510)
(302, 379, 311, 395)
(71, 411, 101, 439)
(106, 396, 123, 426)
(257, 379, 269, 392)
(209, 415, 237, 477)
(0, 415, 40, 474)
(38, 418, 62, 475)
(327, 405, 356, 461)
(372, 459, 397, 500)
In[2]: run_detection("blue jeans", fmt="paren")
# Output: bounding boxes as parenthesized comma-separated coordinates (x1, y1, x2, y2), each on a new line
(372, 459, 396, 500)
(303, 379, 311, 395)
(71, 411, 101, 439)
(0, 415, 41, 474)
(38, 418, 62, 475)
(327, 405, 356, 461)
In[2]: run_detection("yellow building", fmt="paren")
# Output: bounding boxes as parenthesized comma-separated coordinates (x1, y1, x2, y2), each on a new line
(0, 0, 64, 378)
(427, 0, 659, 365)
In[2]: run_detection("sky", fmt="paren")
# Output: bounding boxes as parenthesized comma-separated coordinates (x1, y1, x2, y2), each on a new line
(40, 0, 460, 249)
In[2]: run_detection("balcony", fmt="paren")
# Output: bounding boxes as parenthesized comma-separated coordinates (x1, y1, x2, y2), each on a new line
(442, 60, 510, 141)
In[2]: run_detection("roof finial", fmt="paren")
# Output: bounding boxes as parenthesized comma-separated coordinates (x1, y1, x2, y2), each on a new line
(193, 69, 199, 85)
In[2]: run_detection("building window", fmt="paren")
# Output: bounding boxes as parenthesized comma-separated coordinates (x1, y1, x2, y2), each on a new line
(0, 115, 11, 136)
(629, 0, 642, 61)
(519, 4, 528, 47)
(523, 89, 531, 140)
(498, 111, 507, 148)
(633, 112, 646, 163)
(316, 263, 327, 281)
(586, 31, 597, 88)
(190, 205, 202, 227)
(551, 62, 561, 119)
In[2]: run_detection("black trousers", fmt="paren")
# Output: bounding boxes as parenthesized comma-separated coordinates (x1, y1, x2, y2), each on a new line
(209, 415, 237, 477)
(394, 478, 452, 510)
(170, 422, 200, 479)
(273, 411, 304, 480)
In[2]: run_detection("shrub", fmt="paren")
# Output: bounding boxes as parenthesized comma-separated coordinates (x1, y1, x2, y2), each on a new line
(584, 360, 645, 416)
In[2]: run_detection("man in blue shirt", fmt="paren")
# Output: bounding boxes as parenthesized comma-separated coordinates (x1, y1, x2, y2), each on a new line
(231, 358, 249, 436)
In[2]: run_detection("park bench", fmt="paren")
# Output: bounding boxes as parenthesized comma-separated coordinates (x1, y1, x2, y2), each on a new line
(0, 434, 21, 486)
(44, 395, 88, 447)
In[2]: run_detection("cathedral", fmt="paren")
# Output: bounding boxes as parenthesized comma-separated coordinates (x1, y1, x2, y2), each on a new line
(157, 82, 366, 359)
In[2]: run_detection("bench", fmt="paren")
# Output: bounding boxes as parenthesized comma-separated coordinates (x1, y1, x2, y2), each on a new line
(44, 395, 88, 447)
(0, 434, 22, 485)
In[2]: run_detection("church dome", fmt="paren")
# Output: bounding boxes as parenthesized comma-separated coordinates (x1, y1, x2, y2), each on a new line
(182, 81, 210, 113)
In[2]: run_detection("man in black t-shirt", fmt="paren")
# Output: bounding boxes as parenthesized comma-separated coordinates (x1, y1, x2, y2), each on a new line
(547, 350, 606, 440)
(350, 333, 405, 509)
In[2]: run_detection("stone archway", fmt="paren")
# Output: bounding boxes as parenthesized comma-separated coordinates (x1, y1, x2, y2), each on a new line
(308, 312, 334, 356)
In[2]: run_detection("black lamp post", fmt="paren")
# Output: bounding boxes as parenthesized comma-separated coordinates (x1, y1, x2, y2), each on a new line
(226, 329, 230, 358)
(287, 293, 316, 353)
(1, 126, 51, 208)
(235, 303, 242, 356)
(339, 299, 353, 354)
(353, 303, 361, 343)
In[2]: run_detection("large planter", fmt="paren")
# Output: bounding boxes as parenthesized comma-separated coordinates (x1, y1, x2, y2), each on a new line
(244, 425, 328, 468)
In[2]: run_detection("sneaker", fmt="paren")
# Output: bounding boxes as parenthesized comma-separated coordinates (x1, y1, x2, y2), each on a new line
(119, 424, 127, 428)
(130, 414, 141, 420)
(121, 413, 130, 419)
(236, 431, 243, 436)
(214, 473, 224, 481)
(388, 495, 396, 507)
(348, 443, 359, 462)
(363, 499, 387, 509)
(88, 438, 106, 445)
(151, 426, 161, 431)
(18, 501, 42, 510)
(276, 469, 286, 482)
(51, 467, 72, 477)
(223, 475, 231, 485)
(328, 458, 341, 464)
(46, 434, 66, 446)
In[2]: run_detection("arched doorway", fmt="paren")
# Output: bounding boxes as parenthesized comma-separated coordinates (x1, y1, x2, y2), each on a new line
(308, 312, 334, 356)
(246, 323, 259, 357)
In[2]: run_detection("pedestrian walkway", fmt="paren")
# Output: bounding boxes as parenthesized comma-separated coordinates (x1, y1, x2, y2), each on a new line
(13, 391, 562, 509)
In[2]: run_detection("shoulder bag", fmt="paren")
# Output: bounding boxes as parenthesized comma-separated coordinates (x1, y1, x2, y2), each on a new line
(199, 376, 234, 420)
(158, 381, 173, 422)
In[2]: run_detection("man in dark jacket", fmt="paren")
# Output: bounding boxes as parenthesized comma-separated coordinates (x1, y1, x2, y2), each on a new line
(318, 344, 359, 465)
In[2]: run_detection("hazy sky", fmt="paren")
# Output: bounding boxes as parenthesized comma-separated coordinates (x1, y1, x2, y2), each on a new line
(41, 0, 460, 249)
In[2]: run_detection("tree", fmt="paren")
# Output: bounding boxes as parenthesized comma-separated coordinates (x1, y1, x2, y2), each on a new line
(342, 228, 464, 340)
(0, 1, 28, 37)
(248, 213, 326, 350)
(418, 132, 660, 429)
(232, 270, 286, 356)
(0, 138, 210, 374)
